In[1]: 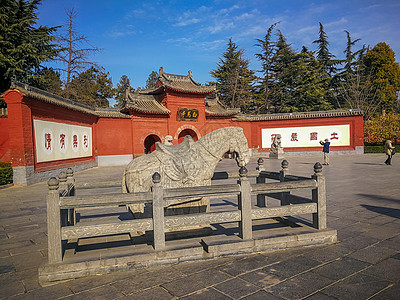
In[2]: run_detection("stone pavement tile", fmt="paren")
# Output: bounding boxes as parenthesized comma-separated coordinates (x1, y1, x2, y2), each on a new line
(366, 215, 398, 226)
(305, 244, 352, 263)
(266, 271, 333, 299)
(0, 249, 10, 258)
(65, 269, 146, 294)
(239, 269, 282, 288)
(216, 253, 275, 276)
(161, 268, 232, 297)
(214, 277, 260, 299)
(62, 284, 125, 300)
(10, 250, 46, 272)
(361, 257, 400, 282)
(361, 225, 400, 240)
(338, 235, 380, 251)
(378, 234, 400, 250)
(179, 287, 231, 300)
(10, 283, 73, 299)
(305, 292, 338, 299)
(241, 290, 282, 300)
(311, 256, 370, 281)
(124, 286, 174, 299)
(321, 273, 391, 300)
(371, 282, 400, 300)
(260, 255, 323, 280)
(112, 265, 186, 296)
(0, 279, 25, 299)
(0, 240, 36, 252)
(171, 256, 235, 275)
(347, 244, 398, 264)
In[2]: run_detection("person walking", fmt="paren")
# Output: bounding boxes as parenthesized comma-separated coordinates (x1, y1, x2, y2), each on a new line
(384, 138, 395, 165)
(320, 138, 330, 165)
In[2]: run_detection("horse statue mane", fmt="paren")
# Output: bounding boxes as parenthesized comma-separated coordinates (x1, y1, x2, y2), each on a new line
(122, 127, 250, 216)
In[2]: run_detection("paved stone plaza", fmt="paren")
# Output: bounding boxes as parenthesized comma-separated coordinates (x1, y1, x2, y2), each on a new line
(0, 154, 399, 299)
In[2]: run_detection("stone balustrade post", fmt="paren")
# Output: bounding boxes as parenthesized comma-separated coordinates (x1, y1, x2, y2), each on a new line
(312, 162, 327, 229)
(47, 177, 62, 263)
(256, 158, 266, 207)
(256, 157, 265, 172)
(238, 167, 252, 240)
(58, 172, 68, 226)
(66, 168, 76, 225)
(66, 168, 75, 196)
(152, 172, 165, 250)
(280, 160, 290, 205)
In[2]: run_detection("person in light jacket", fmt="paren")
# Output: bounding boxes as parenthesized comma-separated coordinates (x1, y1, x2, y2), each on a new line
(384, 138, 395, 165)
(319, 138, 330, 165)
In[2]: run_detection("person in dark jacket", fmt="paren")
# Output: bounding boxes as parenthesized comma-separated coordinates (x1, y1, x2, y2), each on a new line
(319, 138, 330, 165)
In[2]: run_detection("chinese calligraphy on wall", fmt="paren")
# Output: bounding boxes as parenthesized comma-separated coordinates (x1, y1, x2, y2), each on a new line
(34, 120, 92, 163)
(261, 125, 350, 148)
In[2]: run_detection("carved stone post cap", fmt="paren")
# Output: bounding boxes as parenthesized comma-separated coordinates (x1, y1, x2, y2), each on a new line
(152, 172, 161, 183)
(314, 162, 323, 174)
(48, 177, 59, 190)
(239, 166, 248, 177)
(66, 168, 73, 177)
(58, 171, 67, 182)
(257, 157, 264, 164)
(281, 160, 289, 169)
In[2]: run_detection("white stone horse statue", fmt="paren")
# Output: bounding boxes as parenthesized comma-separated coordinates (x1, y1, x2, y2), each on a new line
(122, 127, 250, 217)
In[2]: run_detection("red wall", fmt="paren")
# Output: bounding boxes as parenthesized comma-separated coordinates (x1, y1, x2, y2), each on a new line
(0, 117, 10, 162)
(95, 117, 132, 156)
(1, 87, 365, 177)
(3, 89, 98, 172)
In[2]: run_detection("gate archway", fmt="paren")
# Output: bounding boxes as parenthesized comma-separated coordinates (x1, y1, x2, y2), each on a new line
(178, 128, 198, 144)
(144, 134, 161, 154)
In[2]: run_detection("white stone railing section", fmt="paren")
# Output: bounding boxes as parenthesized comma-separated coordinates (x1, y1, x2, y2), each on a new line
(45, 162, 327, 264)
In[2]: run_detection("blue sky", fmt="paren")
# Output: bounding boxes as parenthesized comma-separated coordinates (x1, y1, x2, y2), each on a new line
(37, 0, 400, 90)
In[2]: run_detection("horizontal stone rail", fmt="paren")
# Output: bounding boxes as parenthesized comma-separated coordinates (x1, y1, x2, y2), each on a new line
(46, 160, 326, 264)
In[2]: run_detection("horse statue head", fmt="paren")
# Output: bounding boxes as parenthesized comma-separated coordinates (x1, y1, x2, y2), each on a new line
(197, 127, 250, 167)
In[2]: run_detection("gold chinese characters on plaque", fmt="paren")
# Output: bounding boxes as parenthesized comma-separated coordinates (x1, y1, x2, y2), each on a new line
(177, 108, 199, 121)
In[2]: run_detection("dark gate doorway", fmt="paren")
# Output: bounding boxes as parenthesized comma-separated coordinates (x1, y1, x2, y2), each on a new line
(144, 135, 161, 154)
(178, 129, 198, 144)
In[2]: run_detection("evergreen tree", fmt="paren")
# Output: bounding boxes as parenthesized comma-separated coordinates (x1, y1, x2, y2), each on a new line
(64, 67, 115, 108)
(115, 75, 132, 108)
(269, 31, 297, 112)
(210, 38, 255, 111)
(27, 67, 62, 94)
(254, 23, 278, 113)
(0, 0, 60, 93)
(312, 22, 338, 77)
(362, 42, 400, 113)
(145, 71, 159, 89)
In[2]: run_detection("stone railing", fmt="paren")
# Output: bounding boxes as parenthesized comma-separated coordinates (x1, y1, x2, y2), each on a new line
(45, 161, 326, 264)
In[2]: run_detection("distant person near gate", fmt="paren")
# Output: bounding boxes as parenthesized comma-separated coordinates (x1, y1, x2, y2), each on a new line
(384, 138, 396, 165)
(320, 138, 330, 165)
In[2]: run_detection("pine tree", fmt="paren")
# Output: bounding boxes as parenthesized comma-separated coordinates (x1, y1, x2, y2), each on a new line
(145, 71, 159, 89)
(312, 23, 338, 77)
(0, 0, 60, 93)
(210, 38, 255, 111)
(115, 75, 132, 108)
(64, 67, 115, 108)
(27, 67, 63, 94)
(254, 23, 278, 113)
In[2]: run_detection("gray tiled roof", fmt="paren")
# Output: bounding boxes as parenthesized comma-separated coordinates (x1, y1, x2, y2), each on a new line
(8, 82, 130, 118)
(124, 92, 171, 115)
(145, 67, 216, 94)
(205, 99, 240, 116)
(234, 109, 363, 121)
